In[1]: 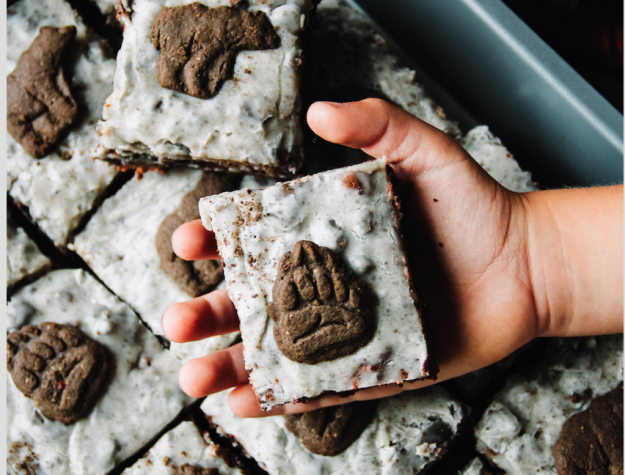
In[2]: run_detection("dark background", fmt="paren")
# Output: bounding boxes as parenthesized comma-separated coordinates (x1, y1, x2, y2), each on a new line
(503, 0, 623, 112)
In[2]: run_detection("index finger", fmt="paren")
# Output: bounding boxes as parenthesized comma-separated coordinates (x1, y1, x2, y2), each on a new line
(172, 219, 221, 261)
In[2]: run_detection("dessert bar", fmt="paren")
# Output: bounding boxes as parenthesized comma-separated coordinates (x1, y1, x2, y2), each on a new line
(71, 169, 240, 361)
(7, 0, 118, 246)
(199, 158, 434, 409)
(97, 0, 315, 176)
(123, 421, 243, 474)
(202, 386, 468, 474)
(7, 269, 193, 475)
(474, 335, 623, 475)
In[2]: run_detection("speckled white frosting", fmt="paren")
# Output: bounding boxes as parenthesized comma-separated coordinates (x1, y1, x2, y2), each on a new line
(97, 0, 313, 175)
(7, 0, 118, 246)
(459, 126, 538, 192)
(199, 159, 431, 409)
(6, 269, 194, 475)
(202, 386, 467, 475)
(474, 335, 623, 475)
(7, 222, 51, 290)
(123, 421, 243, 475)
(70, 169, 239, 362)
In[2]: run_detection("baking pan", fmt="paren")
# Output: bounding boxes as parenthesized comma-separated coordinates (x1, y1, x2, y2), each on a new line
(352, 0, 623, 188)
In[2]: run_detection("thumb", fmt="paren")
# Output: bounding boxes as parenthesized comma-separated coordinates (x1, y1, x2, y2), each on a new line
(307, 98, 474, 180)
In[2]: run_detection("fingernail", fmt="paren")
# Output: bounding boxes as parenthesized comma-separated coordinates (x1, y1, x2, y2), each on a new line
(316, 101, 345, 108)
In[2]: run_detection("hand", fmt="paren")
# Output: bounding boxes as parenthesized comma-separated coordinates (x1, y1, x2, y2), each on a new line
(162, 99, 623, 417)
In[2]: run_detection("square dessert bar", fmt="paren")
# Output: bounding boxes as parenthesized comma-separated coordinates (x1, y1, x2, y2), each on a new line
(6, 269, 193, 475)
(202, 386, 468, 474)
(71, 168, 241, 362)
(96, 0, 315, 176)
(7, 0, 119, 246)
(123, 421, 244, 475)
(475, 335, 623, 475)
(199, 159, 435, 409)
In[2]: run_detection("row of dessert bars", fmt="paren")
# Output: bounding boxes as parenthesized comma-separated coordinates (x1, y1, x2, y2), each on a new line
(6, 0, 621, 474)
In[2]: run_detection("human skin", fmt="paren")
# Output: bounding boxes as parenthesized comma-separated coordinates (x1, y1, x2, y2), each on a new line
(162, 99, 623, 417)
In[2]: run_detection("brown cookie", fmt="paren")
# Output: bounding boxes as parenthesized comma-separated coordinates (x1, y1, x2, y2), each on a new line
(284, 400, 376, 456)
(7, 322, 109, 425)
(175, 464, 219, 475)
(156, 173, 238, 297)
(268, 241, 376, 365)
(7, 26, 79, 158)
(552, 386, 623, 475)
(150, 3, 280, 99)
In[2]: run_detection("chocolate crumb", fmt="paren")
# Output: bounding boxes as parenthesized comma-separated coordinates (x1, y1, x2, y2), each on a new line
(7, 26, 79, 158)
(150, 3, 280, 99)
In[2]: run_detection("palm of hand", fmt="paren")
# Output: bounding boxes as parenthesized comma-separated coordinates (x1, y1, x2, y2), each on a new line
(163, 98, 539, 417)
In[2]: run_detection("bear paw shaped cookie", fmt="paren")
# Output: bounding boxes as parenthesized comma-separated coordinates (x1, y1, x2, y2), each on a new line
(150, 3, 280, 99)
(268, 241, 376, 365)
(7, 26, 79, 158)
(7, 322, 109, 425)
(284, 400, 376, 456)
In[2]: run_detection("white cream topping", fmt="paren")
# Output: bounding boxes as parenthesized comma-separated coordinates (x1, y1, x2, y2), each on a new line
(459, 126, 538, 192)
(201, 386, 467, 475)
(123, 421, 243, 475)
(474, 336, 623, 475)
(7, 0, 118, 246)
(7, 269, 194, 475)
(7, 222, 51, 290)
(70, 169, 239, 362)
(199, 159, 430, 409)
(97, 0, 313, 174)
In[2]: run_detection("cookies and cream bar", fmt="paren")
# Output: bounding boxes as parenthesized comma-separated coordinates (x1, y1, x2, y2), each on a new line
(7, 269, 194, 475)
(199, 159, 434, 409)
(7, 217, 51, 292)
(7, 0, 118, 246)
(474, 335, 623, 475)
(123, 421, 243, 475)
(202, 386, 468, 474)
(70, 169, 240, 362)
(96, 0, 314, 176)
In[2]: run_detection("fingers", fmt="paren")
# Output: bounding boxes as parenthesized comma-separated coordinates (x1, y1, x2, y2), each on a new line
(227, 378, 439, 418)
(162, 288, 239, 342)
(172, 219, 220, 261)
(307, 99, 468, 176)
(179, 343, 247, 398)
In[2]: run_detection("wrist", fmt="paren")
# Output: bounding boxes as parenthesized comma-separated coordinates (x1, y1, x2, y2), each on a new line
(521, 191, 572, 338)
(523, 186, 624, 338)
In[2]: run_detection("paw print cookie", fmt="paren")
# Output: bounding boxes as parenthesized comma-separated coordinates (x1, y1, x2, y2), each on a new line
(7, 322, 109, 425)
(284, 400, 376, 456)
(268, 241, 376, 365)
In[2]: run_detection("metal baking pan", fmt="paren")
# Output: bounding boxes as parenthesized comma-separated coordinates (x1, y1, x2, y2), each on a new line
(352, 0, 623, 188)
